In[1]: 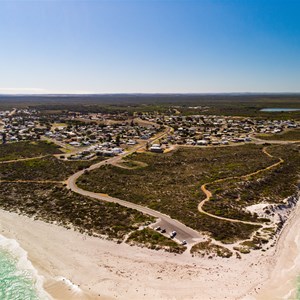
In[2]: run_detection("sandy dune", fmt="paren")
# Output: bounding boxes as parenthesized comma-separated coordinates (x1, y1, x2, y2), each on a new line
(255, 199, 300, 300)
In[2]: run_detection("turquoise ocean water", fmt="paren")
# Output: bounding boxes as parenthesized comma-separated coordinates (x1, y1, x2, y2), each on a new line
(0, 235, 50, 300)
(296, 276, 300, 300)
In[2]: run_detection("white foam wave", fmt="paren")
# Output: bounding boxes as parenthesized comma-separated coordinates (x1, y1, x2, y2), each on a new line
(0, 234, 52, 300)
(282, 287, 296, 300)
(56, 276, 83, 294)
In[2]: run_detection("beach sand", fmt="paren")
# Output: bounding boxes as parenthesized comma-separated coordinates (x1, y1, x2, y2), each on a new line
(0, 207, 296, 300)
(254, 200, 300, 300)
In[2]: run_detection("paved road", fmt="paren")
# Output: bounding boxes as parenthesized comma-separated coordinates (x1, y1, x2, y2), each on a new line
(66, 129, 203, 245)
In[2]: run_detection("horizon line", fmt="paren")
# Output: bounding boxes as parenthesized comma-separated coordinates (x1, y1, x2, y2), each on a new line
(1, 92, 300, 96)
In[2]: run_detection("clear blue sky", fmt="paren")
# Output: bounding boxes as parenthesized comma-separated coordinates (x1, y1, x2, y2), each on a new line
(0, 0, 300, 94)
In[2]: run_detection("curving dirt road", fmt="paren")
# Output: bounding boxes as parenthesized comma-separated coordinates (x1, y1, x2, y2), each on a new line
(198, 147, 284, 225)
(1, 130, 286, 244)
(67, 138, 285, 244)
(67, 163, 203, 244)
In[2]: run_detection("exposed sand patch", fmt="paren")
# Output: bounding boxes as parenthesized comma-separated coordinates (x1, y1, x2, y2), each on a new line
(0, 209, 277, 300)
(254, 199, 300, 300)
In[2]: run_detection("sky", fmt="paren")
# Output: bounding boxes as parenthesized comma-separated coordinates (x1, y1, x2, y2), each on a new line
(0, 0, 300, 94)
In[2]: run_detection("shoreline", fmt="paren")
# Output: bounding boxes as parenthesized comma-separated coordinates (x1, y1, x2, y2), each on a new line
(0, 210, 269, 300)
(0, 204, 299, 300)
(254, 196, 300, 300)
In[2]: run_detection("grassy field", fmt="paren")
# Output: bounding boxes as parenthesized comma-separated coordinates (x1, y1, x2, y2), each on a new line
(0, 183, 154, 239)
(257, 129, 300, 141)
(0, 141, 62, 161)
(126, 228, 186, 253)
(0, 156, 105, 181)
(78, 145, 274, 243)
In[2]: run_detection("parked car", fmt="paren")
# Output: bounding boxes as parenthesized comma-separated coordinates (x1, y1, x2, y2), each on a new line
(170, 231, 177, 238)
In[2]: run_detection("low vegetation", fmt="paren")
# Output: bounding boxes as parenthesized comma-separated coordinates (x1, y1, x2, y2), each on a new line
(0, 183, 154, 239)
(78, 145, 272, 242)
(116, 160, 148, 169)
(0, 156, 105, 181)
(126, 228, 186, 253)
(190, 240, 233, 258)
(204, 144, 300, 222)
(257, 129, 300, 141)
(25, 94, 300, 120)
(233, 235, 269, 253)
(0, 141, 62, 161)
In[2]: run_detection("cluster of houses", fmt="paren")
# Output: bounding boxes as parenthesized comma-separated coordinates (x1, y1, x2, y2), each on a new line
(45, 122, 160, 148)
(64, 111, 131, 123)
(0, 109, 47, 143)
(1, 108, 300, 154)
(0, 109, 163, 159)
(68, 143, 124, 160)
(137, 113, 300, 146)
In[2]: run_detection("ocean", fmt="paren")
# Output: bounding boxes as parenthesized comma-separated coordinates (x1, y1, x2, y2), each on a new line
(0, 235, 50, 300)
(296, 276, 300, 300)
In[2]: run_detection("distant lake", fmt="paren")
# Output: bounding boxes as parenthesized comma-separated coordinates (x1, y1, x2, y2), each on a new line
(260, 108, 300, 112)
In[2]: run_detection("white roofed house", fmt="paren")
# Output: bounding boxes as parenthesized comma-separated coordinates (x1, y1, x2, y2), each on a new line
(197, 139, 208, 146)
(150, 144, 163, 153)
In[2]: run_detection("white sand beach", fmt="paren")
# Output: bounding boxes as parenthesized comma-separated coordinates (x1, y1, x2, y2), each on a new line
(0, 204, 299, 300)
(255, 200, 300, 300)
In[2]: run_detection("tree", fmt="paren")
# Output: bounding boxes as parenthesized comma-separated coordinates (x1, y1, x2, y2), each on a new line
(116, 135, 121, 146)
(2, 132, 6, 144)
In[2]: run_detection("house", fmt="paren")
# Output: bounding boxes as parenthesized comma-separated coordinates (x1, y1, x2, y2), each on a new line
(69, 141, 81, 147)
(112, 147, 123, 154)
(150, 144, 163, 153)
(197, 140, 208, 146)
(127, 140, 136, 145)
